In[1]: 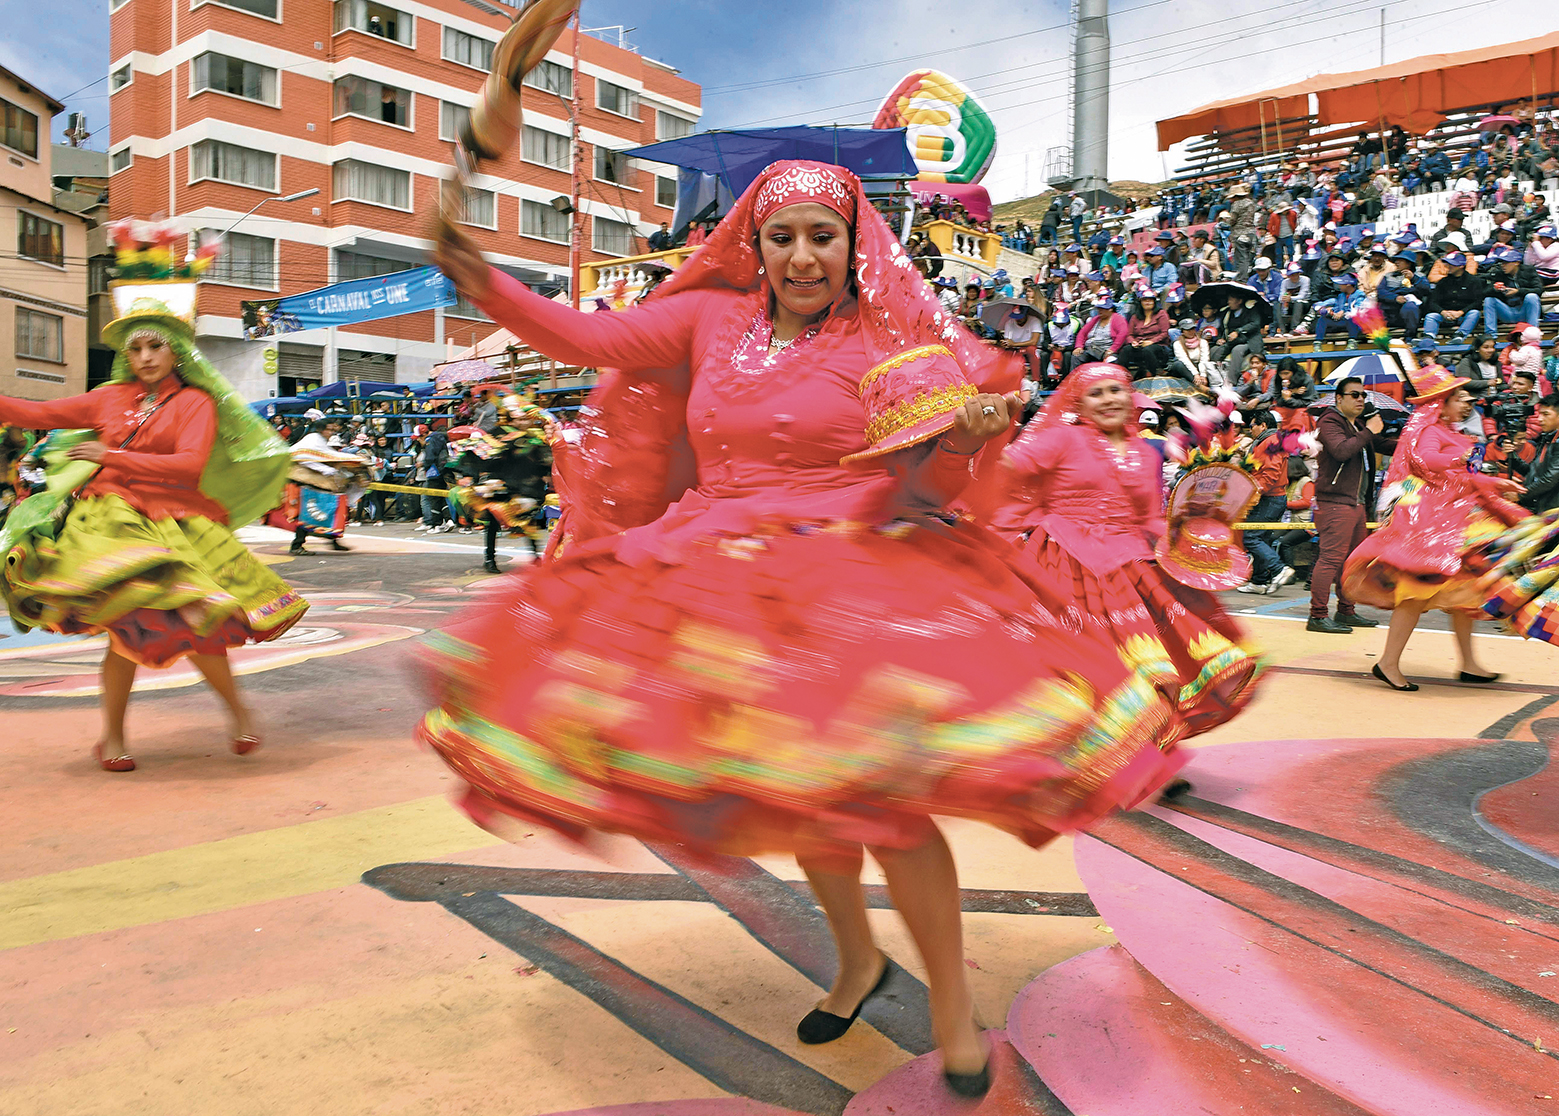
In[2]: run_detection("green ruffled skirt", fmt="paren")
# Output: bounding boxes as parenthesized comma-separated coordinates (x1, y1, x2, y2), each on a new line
(2, 494, 308, 667)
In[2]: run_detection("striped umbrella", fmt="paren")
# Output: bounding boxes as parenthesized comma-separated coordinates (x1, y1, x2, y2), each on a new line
(1322, 352, 1407, 387)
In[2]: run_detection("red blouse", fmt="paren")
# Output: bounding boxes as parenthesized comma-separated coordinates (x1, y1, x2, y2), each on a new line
(0, 378, 225, 523)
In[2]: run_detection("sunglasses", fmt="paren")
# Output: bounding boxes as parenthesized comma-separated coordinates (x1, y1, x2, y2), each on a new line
(1339, 391, 1368, 399)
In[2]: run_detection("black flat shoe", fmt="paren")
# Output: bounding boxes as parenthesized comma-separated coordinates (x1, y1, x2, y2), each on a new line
(1459, 671, 1503, 684)
(1338, 613, 1379, 628)
(943, 1061, 992, 1098)
(1159, 777, 1193, 801)
(796, 958, 890, 1045)
(1372, 664, 1419, 692)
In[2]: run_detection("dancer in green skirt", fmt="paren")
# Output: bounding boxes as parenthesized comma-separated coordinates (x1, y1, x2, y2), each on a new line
(0, 230, 306, 770)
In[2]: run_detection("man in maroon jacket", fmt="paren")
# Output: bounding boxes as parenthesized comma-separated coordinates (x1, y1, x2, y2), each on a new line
(1309, 377, 1391, 633)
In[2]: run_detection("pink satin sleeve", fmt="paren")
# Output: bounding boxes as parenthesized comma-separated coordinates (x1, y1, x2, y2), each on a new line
(1002, 425, 1064, 480)
(1414, 425, 1468, 475)
(475, 267, 708, 373)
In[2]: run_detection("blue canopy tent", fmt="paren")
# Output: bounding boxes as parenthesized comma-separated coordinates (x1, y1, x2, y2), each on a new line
(624, 126, 916, 234)
(302, 381, 404, 399)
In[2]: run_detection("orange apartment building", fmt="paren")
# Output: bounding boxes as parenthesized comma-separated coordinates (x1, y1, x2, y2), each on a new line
(107, 0, 701, 398)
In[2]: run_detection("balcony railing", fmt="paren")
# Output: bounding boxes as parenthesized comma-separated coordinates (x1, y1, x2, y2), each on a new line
(920, 220, 1001, 267)
(580, 246, 697, 306)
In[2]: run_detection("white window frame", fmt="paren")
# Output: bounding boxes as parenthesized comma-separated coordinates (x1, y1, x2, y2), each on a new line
(441, 26, 495, 73)
(522, 59, 572, 100)
(655, 110, 693, 141)
(191, 0, 283, 23)
(332, 0, 414, 48)
(190, 51, 280, 108)
(447, 291, 492, 321)
(331, 75, 414, 131)
(194, 228, 279, 291)
(521, 124, 571, 172)
(110, 62, 134, 93)
(16, 208, 66, 270)
(188, 139, 278, 192)
(592, 146, 637, 191)
(654, 174, 677, 209)
(332, 159, 413, 213)
(438, 100, 470, 143)
(595, 79, 640, 121)
(110, 147, 133, 174)
(458, 187, 496, 230)
(15, 307, 65, 363)
(520, 199, 570, 245)
(592, 215, 637, 257)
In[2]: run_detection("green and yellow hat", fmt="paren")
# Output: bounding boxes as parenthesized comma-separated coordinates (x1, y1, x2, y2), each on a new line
(101, 279, 199, 351)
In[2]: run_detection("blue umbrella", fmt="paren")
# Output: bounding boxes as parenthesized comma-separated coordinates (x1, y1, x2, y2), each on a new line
(1322, 352, 1406, 386)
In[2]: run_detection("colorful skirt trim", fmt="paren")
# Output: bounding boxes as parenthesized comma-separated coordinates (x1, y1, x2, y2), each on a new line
(3, 493, 308, 667)
(1477, 510, 1559, 644)
(1343, 478, 1512, 614)
(1017, 534, 1264, 735)
(418, 514, 1190, 859)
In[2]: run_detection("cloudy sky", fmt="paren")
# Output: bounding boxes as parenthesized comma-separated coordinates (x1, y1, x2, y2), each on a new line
(8, 0, 1557, 201)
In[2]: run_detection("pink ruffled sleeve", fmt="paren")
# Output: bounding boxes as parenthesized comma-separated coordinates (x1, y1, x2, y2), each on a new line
(475, 267, 711, 373)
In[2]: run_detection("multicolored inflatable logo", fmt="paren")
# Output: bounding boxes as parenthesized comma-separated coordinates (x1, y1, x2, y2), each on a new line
(872, 69, 997, 185)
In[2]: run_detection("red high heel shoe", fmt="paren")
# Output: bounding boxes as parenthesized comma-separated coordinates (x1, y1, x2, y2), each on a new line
(230, 734, 261, 756)
(94, 742, 135, 772)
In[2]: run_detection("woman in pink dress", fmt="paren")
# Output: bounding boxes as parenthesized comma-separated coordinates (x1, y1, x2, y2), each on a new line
(994, 362, 1264, 736)
(1343, 365, 1527, 690)
(427, 161, 1190, 1096)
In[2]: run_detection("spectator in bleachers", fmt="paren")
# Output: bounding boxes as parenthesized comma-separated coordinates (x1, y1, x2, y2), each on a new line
(1211, 289, 1267, 376)
(1101, 236, 1127, 271)
(1069, 193, 1088, 243)
(1483, 245, 1545, 330)
(934, 275, 961, 315)
(1143, 247, 1177, 295)
(1043, 307, 1077, 384)
(1510, 394, 1559, 513)
(1312, 272, 1366, 349)
(1247, 256, 1283, 306)
(1074, 296, 1127, 363)
(1180, 228, 1222, 286)
(1118, 290, 1173, 378)
(1227, 183, 1259, 279)
(1375, 254, 1429, 340)
(1275, 264, 1310, 336)
(1456, 333, 1504, 394)
(997, 305, 1044, 381)
(1450, 169, 1481, 213)
(1040, 198, 1061, 245)
(1428, 207, 1468, 254)
(1423, 251, 1484, 341)
(1265, 201, 1299, 267)
(1234, 409, 1296, 595)
(1174, 321, 1223, 392)
(1356, 244, 1392, 297)
(1526, 224, 1559, 286)
(1350, 131, 1383, 174)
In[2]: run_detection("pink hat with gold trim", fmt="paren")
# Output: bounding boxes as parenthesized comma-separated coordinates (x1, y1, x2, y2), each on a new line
(1154, 518, 1252, 592)
(1407, 363, 1469, 405)
(840, 344, 978, 463)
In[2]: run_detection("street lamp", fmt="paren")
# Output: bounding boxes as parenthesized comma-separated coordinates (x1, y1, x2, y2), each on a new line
(221, 187, 320, 238)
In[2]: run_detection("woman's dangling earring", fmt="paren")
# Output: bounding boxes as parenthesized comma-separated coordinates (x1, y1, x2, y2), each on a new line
(757, 266, 765, 276)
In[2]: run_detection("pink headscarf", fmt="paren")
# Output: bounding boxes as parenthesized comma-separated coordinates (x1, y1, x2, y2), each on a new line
(1026, 362, 1140, 438)
(653, 159, 1005, 386)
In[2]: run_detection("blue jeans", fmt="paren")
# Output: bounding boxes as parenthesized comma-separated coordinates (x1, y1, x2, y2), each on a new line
(1483, 294, 1542, 330)
(1423, 308, 1480, 340)
(1244, 494, 1288, 583)
(1315, 315, 1359, 345)
(1383, 300, 1421, 338)
(1071, 216, 1083, 243)
(1272, 235, 1295, 266)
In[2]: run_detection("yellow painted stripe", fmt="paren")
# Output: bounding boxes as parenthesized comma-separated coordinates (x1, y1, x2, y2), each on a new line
(0, 796, 493, 950)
